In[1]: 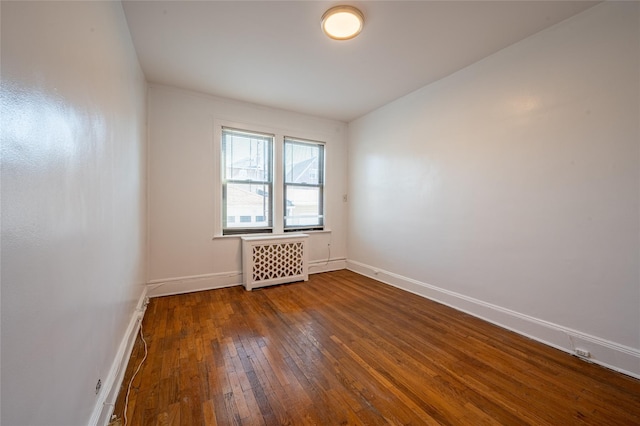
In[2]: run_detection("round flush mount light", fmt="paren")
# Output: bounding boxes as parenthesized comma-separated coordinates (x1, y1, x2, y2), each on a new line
(321, 5, 364, 40)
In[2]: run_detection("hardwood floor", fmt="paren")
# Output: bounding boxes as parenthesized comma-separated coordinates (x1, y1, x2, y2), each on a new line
(112, 270, 640, 425)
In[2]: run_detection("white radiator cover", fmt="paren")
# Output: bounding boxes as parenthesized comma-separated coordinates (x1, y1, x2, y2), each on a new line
(241, 234, 309, 290)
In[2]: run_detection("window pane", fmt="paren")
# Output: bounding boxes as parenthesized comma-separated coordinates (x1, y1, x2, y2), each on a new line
(222, 128, 273, 234)
(284, 141, 322, 185)
(225, 183, 271, 229)
(285, 186, 322, 227)
(223, 130, 271, 182)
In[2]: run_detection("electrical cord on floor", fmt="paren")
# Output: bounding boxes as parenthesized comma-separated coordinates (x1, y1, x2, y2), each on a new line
(123, 322, 148, 426)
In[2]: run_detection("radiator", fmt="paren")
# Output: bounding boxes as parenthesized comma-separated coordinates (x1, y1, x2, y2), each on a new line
(241, 234, 309, 291)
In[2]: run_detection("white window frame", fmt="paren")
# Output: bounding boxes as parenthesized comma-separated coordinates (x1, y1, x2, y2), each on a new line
(283, 137, 325, 232)
(221, 127, 274, 235)
(213, 119, 328, 238)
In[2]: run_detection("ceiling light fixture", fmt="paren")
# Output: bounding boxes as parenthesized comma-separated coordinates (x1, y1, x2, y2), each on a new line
(321, 5, 364, 40)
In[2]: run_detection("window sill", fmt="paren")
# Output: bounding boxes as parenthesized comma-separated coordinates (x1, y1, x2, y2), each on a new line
(212, 229, 331, 240)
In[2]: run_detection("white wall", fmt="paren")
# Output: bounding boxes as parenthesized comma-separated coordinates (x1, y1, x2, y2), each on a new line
(147, 85, 347, 295)
(1, 2, 147, 425)
(348, 2, 640, 377)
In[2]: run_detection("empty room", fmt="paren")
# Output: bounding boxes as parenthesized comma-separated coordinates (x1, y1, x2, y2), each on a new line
(1, 1, 639, 425)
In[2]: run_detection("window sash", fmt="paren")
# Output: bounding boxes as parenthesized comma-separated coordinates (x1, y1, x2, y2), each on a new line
(283, 138, 325, 231)
(222, 128, 274, 234)
(284, 184, 324, 228)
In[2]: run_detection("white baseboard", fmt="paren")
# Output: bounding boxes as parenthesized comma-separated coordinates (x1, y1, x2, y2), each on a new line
(146, 271, 242, 298)
(146, 258, 347, 298)
(308, 257, 347, 274)
(347, 260, 640, 380)
(89, 288, 149, 426)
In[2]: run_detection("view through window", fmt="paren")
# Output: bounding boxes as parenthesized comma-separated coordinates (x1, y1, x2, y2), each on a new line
(221, 128, 325, 235)
(222, 128, 273, 234)
(284, 138, 324, 231)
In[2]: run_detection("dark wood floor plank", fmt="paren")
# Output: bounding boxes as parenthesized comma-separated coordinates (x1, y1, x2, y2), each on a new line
(112, 270, 640, 425)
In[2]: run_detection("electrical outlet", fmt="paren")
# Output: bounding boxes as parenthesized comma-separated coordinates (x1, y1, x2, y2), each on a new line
(575, 348, 591, 358)
(95, 379, 102, 394)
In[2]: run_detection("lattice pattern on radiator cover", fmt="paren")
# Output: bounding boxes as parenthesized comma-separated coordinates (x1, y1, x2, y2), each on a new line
(241, 234, 309, 290)
(252, 242, 304, 282)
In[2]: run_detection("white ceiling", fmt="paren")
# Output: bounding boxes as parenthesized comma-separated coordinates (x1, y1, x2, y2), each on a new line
(122, 1, 598, 122)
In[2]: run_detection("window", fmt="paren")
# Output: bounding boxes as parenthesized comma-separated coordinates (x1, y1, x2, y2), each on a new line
(284, 138, 324, 231)
(222, 128, 273, 235)
(218, 125, 326, 236)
